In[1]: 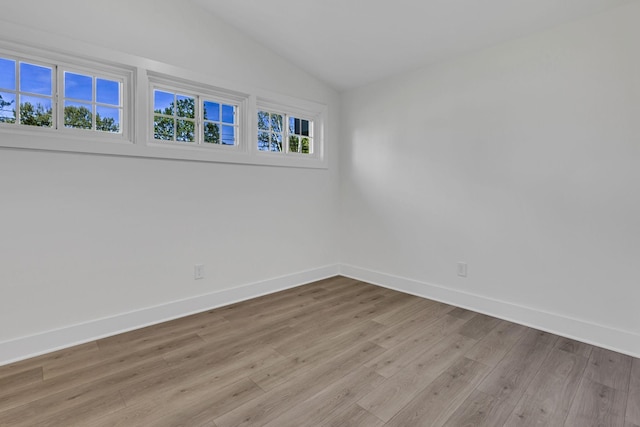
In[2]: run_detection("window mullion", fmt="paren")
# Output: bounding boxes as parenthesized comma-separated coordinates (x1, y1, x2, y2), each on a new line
(196, 95, 201, 145)
(55, 64, 61, 130)
(15, 59, 21, 125)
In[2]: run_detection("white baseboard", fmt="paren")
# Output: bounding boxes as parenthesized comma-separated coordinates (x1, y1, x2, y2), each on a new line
(341, 264, 640, 359)
(0, 264, 340, 366)
(3, 263, 638, 366)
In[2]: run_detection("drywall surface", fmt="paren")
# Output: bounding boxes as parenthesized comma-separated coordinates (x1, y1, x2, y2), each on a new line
(340, 3, 640, 353)
(0, 0, 340, 345)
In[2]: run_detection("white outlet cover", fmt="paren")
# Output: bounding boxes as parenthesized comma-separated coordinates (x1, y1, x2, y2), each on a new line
(194, 264, 205, 280)
(457, 262, 468, 278)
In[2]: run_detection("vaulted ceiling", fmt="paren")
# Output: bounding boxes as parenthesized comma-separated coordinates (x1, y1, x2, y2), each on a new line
(192, 0, 633, 91)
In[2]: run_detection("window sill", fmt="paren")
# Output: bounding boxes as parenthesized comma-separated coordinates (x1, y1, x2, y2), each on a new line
(0, 130, 328, 169)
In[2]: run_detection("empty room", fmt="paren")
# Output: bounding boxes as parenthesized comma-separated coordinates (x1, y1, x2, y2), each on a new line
(1, 0, 639, 426)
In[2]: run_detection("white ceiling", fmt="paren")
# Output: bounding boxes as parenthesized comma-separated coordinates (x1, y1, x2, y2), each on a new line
(192, 0, 633, 91)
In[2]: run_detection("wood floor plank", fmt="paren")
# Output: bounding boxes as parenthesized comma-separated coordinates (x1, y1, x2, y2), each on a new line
(358, 333, 477, 422)
(627, 389, 640, 427)
(320, 404, 385, 427)
(504, 347, 588, 426)
(97, 378, 264, 427)
(214, 340, 386, 427)
(262, 366, 385, 427)
(0, 358, 166, 425)
(448, 307, 477, 320)
(584, 347, 633, 391)
(251, 320, 387, 392)
(169, 325, 294, 364)
(631, 358, 640, 390)
(458, 313, 502, 340)
(369, 308, 463, 350)
(28, 392, 125, 427)
(0, 341, 99, 379)
(565, 377, 627, 427)
(0, 334, 198, 412)
(464, 320, 527, 367)
(443, 328, 558, 426)
(120, 346, 283, 407)
(385, 357, 490, 427)
(371, 296, 439, 326)
(555, 337, 593, 358)
(1, 276, 638, 426)
(44, 321, 223, 380)
(272, 297, 391, 357)
(0, 367, 42, 399)
(364, 314, 468, 378)
(628, 359, 640, 427)
(441, 389, 497, 427)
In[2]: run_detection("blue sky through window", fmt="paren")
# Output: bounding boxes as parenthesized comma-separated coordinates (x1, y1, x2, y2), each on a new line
(97, 79, 119, 105)
(20, 63, 52, 95)
(221, 125, 234, 145)
(0, 58, 16, 90)
(154, 90, 174, 114)
(222, 105, 234, 123)
(203, 101, 220, 121)
(64, 72, 92, 101)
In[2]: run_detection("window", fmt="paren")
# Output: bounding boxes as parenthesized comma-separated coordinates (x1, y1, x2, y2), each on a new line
(63, 71, 122, 133)
(0, 57, 54, 127)
(151, 83, 241, 148)
(287, 116, 312, 154)
(1, 41, 326, 167)
(257, 110, 314, 155)
(0, 54, 128, 136)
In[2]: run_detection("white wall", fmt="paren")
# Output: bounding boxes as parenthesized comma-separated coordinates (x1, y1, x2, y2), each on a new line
(340, 3, 640, 356)
(0, 0, 340, 358)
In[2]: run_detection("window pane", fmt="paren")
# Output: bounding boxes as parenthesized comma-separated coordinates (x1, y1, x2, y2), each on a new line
(154, 115, 174, 140)
(221, 104, 234, 124)
(203, 101, 219, 121)
(301, 137, 311, 154)
(20, 63, 52, 96)
(258, 131, 270, 151)
(257, 111, 270, 130)
(289, 135, 299, 153)
(64, 72, 92, 101)
(97, 79, 120, 106)
(176, 119, 195, 142)
(96, 106, 120, 133)
(221, 125, 235, 145)
(20, 95, 52, 127)
(204, 122, 220, 143)
(154, 90, 174, 115)
(64, 101, 92, 129)
(271, 113, 283, 133)
(270, 132, 282, 152)
(0, 58, 16, 90)
(176, 95, 195, 119)
(301, 119, 310, 136)
(0, 92, 16, 123)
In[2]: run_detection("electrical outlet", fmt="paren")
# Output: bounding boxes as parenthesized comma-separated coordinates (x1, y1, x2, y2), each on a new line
(457, 262, 467, 278)
(194, 264, 205, 280)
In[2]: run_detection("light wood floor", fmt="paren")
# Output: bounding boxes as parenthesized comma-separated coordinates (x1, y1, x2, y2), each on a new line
(1, 276, 638, 426)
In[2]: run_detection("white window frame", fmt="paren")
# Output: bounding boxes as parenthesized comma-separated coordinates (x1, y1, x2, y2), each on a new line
(147, 72, 248, 153)
(0, 44, 134, 144)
